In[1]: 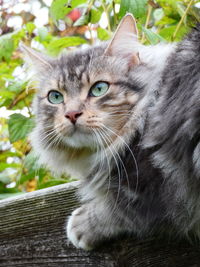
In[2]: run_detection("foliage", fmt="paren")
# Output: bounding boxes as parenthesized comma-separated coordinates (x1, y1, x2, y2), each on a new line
(0, 0, 199, 199)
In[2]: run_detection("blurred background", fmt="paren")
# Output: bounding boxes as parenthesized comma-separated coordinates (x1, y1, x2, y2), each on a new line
(0, 0, 199, 199)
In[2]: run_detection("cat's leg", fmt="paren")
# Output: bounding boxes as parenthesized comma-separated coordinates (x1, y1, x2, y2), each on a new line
(66, 188, 165, 250)
(67, 200, 125, 250)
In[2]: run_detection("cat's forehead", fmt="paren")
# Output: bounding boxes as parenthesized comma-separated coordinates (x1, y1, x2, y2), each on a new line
(59, 45, 106, 78)
(46, 45, 105, 93)
(42, 44, 128, 95)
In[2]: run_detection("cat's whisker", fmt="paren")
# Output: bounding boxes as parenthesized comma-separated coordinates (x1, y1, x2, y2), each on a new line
(98, 128, 131, 214)
(40, 129, 56, 139)
(40, 129, 58, 144)
(101, 124, 139, 195)
(108, 111, 132, 115)
(109, 113, 131, 116)
(95, 132, 108, 182)
(107, 110, 132, 114)
(91, 129, 101, 167)
(100, 123, 139, 194)
(40, 123, 64, 145)
(50, 125, 67, 149)
(91, 129, 104, 175)
(41, 127, 63, 149)
(92, 129, 112, 200)
(96, 129, 122, 214)
(44, 133, 58, 150)
(99, 128, 130, 189)
(90, 129, 118, 234)
(50, 133, 63, 149)
(41, 123, 64, 136)
(109, 115, 131, 119)
(90, 130, 97, 149)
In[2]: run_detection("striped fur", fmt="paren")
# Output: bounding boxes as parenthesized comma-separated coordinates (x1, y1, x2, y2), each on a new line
(22, 16, 200, 251)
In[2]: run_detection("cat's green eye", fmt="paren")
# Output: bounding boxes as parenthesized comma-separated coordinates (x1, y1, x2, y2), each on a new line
(48, 91, 64, 104)
(89, 82, 109, 97)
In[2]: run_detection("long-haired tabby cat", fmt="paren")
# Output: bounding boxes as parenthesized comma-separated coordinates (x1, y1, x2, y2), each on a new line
(21, 14, 200, 250)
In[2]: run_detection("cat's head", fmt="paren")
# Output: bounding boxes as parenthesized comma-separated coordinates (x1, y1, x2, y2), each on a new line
(21, 14, 143, 151)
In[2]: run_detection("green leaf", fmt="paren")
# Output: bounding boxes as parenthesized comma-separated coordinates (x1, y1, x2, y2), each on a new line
(0, 162, 20, 172)
(18, 173, 35, 185)
(17, 168, 47, 185)
(0, 173, 11, 184)
(176, 2, 185, 16)
(119, 0, 148, 19)
(189, 6, 200, 25)
(0, 59, 21, 80)
(153, 8, 164, 22)
(50, 0, 70, 21)
(176, 2, 187, 24)
(7, 80, 27, 93)
(97, 28, 111, 40)
(73, 13, 89, 26)
(159, 25, 189, 41)
(0, 151, 21, 161)
(47, 36, 87, 55)
(12, 29, 26, 46)
(90, 7, 102, 24)
(50, 0, 86, 21)
(0, 35, 14, 62)
(155, 16, 177, 26)
(0, 182, 20, 193)
(25, 22, 36, 34)
(142, 27, 166, 44)
(0, 90, 15, 99)
(156, 0, 180, 4)
(24, 152, 40, 172)
(8, 114, 35, 143)
(37, 27, 49, 42)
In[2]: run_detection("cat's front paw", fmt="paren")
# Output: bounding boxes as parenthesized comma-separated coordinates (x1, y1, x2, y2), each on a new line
(67, 206, 95, 250)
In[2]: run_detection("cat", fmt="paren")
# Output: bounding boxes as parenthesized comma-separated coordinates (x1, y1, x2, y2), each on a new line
(21, 13, 200, 251)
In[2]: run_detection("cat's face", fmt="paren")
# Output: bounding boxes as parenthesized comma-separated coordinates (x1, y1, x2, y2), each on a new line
(22, 14, 142, 150)
(34, 46, 141, 149)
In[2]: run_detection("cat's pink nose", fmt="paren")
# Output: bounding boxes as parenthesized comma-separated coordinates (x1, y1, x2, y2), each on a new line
(65, 111, 83, 124)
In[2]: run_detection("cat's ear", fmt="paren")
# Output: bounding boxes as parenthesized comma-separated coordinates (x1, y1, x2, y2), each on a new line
(104, 14, 140, 66)
(19, 42, 53, 73)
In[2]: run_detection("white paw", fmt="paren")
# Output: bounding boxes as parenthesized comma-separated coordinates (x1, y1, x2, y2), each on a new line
(67, 206, 93, 250)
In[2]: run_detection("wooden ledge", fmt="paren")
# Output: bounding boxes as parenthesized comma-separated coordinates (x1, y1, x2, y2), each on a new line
(0, 181, 200, 266)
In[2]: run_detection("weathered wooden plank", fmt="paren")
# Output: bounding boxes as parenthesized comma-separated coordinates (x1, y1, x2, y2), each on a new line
(0, 181, 200, 267)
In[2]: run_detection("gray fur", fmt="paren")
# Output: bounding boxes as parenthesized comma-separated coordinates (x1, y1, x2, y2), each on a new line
(22, 19, 200, 250)
(144, 25, 200, 236)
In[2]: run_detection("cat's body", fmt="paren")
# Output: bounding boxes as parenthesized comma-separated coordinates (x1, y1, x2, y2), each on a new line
(21, 14, 200, 250)
(144, 27, 200, 236)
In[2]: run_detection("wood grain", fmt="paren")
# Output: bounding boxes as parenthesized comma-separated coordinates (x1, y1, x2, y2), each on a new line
(0, 181, 200, 267)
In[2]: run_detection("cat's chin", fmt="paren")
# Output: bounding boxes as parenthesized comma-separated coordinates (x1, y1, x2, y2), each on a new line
(62, 130, 96, 149)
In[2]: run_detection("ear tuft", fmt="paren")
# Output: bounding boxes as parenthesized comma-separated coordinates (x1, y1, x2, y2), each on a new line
(20, 42, 53, 72)
(104, 14, 140, 66)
